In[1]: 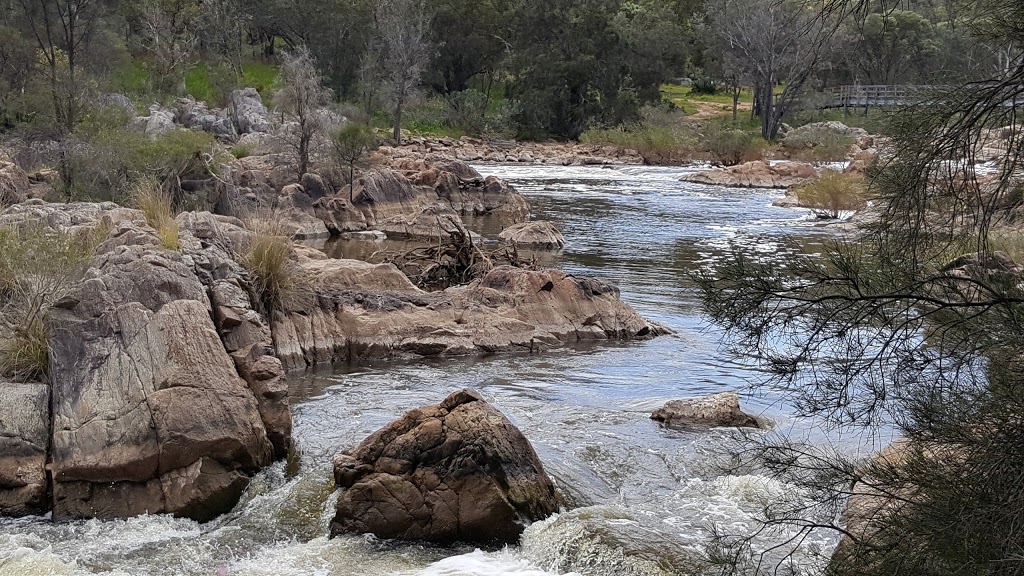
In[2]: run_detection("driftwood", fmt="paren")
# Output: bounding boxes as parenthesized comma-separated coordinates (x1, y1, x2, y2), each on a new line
(375, 217, 536, 290)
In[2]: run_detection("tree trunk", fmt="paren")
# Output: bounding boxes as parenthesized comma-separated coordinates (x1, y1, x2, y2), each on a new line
(732, 85, 740, 124)
(393, 96, 403, 144)
(349, 163, 355, 202)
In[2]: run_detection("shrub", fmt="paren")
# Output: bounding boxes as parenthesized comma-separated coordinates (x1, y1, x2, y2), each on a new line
(580, 124, 697, 164)
(795, 171, 867, 218)
(782, 126, 854, 163)
(0, 225, 101, 382)
(442, 90, 489, 135)
(230, 145, 251, 159)
(691, 77, 719, 95)
(132, 179, 180, 250)
(240, 217, 311, 314)
(705, 125, 765, 166)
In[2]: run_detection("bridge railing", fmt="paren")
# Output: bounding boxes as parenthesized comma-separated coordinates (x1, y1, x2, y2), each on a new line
(823, 85, 936, 110)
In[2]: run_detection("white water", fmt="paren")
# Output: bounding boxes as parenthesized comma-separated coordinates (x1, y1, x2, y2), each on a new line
(1, 164, 849, 576)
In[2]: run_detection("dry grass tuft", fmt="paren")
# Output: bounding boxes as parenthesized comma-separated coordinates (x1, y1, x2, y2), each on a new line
(241, 214, 311, 314)
(133, 179, 180, 251)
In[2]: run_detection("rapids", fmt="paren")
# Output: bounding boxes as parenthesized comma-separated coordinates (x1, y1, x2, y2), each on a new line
(1, 164, 865, 576)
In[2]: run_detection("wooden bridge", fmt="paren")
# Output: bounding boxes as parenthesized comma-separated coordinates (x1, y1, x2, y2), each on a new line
(821, 85, 936, 113)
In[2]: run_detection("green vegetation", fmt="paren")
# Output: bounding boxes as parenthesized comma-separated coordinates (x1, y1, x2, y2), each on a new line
(782, 126, 854, 163)
(704, 124, 765, 166)
(794, 171, 867, 218)
(0, 225, 103, 383)
(331, 123, 378, 201)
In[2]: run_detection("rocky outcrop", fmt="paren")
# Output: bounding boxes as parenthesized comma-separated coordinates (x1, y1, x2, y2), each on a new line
(272, 261, 664, 370)
(132, 104, 178, 139)
(784, 121, 873, 150)
(0, 383, 49, 516)
(0, 158, 31, 207)
(499, 221, 566, 249)
(379, 136, 645, 166)
(650, 392, 762, 429)
(314, 161, 529, 240)
(681, 161, 819, 189)
(46, 234, 275, 521)
(331, 388, 561, 544)
(172, 97, 236, 139)
(231, 88, 271, 135)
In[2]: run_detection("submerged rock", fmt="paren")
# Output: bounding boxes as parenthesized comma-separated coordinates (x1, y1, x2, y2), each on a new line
(499, 221, 566, 250)
(331, 388, 561, 544)
(651, 392, 762, 429)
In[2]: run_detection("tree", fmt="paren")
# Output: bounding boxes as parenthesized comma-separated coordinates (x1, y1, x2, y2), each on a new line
(372, 0, 430, 143)
(705, 0, 837, 140)
(696, 0, 1024, 572)
(15, 0, 104, 133)
(841, 10, 939, 84)
(273, 47, 333, 177)
(509, 0, 648, 139)
(426, 0, 511, 94)
(330, 123, 377, 202)
(135, 0, 200, 95)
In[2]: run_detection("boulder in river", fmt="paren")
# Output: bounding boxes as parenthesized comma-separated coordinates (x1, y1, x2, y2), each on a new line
(681, 161, 818, 189)
(331, 388, 562, 544)
(651, 392, 762, 429)
(499, 221, 566, 250)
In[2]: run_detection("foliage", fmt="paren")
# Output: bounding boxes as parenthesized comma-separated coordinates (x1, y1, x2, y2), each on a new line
(330, 123, 378, 201)
(782, 126, 854, 163)
(132, 178, 180, 250)
(794, 171, 867, 218)
(274, 47, 334, 176)
(0, 224, 102, 383)
(581, 123, 697, 164)
(63, 125, 216, 203)
(371, 0, 431, 143)
(691, 77, 718, 95)
(696, 1, 1024, 573)
(704, 124, 764, 166)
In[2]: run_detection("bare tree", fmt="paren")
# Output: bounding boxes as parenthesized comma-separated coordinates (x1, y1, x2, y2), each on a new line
(138, 0, 199, 95)
(372, 0, 430, 143)
(706, 0, 839, 140)
(15, 0, 102, 133)
(273, 47, 333, 177)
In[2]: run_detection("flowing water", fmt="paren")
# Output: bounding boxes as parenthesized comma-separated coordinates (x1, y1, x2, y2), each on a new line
(1, 164, 870, 576)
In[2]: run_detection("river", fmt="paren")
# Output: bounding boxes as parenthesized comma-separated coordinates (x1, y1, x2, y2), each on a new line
(1, 164, 855, 576)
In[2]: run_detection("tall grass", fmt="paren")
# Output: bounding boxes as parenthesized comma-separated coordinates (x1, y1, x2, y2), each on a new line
(133, 179, 180, 251)
(580, 124, 697, 164)
(240, 216, 311, 314)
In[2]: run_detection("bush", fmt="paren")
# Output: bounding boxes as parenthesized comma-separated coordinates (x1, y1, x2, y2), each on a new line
(63, 125, 217, 203)
(795, 171, 867, 218)
(580, 124, 697, 164)
(705, 125, 765, 166)
(782, 126, 854, 163)
(442, 90, 489, 135)
(230, 145, 251, 159)
(0, 225, 102, 382)
(132, 179, 180, 250)
(691, 77, 719, 95)
(240, 217, 311, 314)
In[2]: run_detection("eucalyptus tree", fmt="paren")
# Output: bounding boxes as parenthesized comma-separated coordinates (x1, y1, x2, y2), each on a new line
(274, 48, 333, 177)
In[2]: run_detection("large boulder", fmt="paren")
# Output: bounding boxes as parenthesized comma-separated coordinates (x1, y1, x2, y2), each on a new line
(499, 221, 566, 249)
(650, 392, 762, 428)
(231, 88, 272, 135)
(0, 383, 50, 516)
(172, 97, 236, 139)
(681, 161, 819, 189)
(46, 235, 275, 521)
(272, 263, 664, 370)
(331, 388, 561, 544)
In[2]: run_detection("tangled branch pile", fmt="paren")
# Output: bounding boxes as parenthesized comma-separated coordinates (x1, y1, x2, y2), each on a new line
(379, 217, 535, 290)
